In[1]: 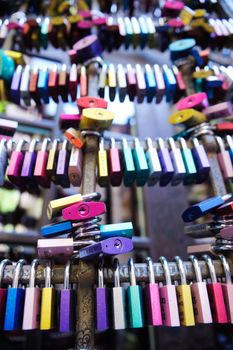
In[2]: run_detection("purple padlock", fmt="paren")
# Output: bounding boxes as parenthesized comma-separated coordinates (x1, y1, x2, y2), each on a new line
(21, 139, 38, 186)
(157, 138, 174, 187)
(96, 259, 109, 331)
(192, 138, 210, 184)
(59, 261, 75, 332)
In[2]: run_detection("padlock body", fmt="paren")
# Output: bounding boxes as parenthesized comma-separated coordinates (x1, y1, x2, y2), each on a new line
(23, 287, 41, 330)
(59, 289, 75, 332)
(176, 284, 195, 326)
(112, 286, 126, 330)
(34, 151, 50, 188)
(222, 283, 233, 323)
(98, 150, 108, 187)
(145, 283, 162, 325)
(127, 285, 144, 328)
(0, 288, 7, 328)
(109, 148, 122, 186)
(4, 287, 25, 330)
(40, 287, 55, 330)
(96, 287, 109, 331)
(159, 285, 180, 326)
(207, 282, 228, 323)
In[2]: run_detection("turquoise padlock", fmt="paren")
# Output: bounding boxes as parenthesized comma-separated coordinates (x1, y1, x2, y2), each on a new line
(169, 38, 196, 61)
(133, 138, 149, 186)
(127, 258, 144, 328)
(0, 50, 15, 81)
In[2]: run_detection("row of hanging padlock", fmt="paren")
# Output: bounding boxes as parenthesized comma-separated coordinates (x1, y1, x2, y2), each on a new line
(38, 191, 134, 260)
(6, 61, 233, 106)
(1, 254, 232, 332)
(182, 194, 233, 254)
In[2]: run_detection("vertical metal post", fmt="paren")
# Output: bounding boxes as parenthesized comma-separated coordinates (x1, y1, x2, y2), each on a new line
(75, 135, 98, 350)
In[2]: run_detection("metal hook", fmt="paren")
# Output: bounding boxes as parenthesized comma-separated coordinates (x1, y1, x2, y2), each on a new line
(146, 257, 155, 284)
(12, 259, 26, 288)
(98, 256, 104, 288)
(0, 259, 12, 288)
(202, 254, 217, 283)
(218, 254, 232, 284)
(189, 255, 202, 283)
(64, 260, 71, 290)
(113, 258, 120, 288)
(44, 261, 52, 288)
(159, 256, 172, 285)
(174, 256, 187, 285)
(29, 259, 39, 288)
(128, 257, 136, 286)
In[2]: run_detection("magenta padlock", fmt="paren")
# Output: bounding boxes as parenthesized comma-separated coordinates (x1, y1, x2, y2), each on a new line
(176, 92, 208, 111)
(159, 256, 180, 326)
(203, 255, 228, 323)
(22, 259, 41, 330)
(144, 257, 162, 326)
(0, 259, 12, 328)
(7, 139, 26, 187)
(219, 255, 233, 323)
(34, 138, 51, 188)
(62, 201, 106, 221)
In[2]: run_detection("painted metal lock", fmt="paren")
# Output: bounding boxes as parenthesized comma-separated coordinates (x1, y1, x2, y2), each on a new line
(21, 139, 39, 187)
(176, 92, 208, 111)
(145, 138, 162, 186)
(157, 138, 174, 186)
(65, 128, 85, 149)
(40, 263, 55, 330)
(34, 138, 51, 188)
(219, 255, 233, 323)
(109, 138, 122, 186)
(77, 96, 108, 114)
(46, 138, 60, 184)
(96, 258, 109, 331)
(56, 139, 70, 188)
(169, 109, 206, 127)
(133, 138, 149, 186)
(98, 138, 108, 187)
(192, 138, 210, 184)
(68, 145, 83, 187)
(122, 138, 136, 187)
(7, 139, 26, 187)
(112, 259, 127, 329)
(80, 108, 114, 131)
(179, 138, 197, 185)
(0, 259, 12, 328)
(62, 201, 106, 221)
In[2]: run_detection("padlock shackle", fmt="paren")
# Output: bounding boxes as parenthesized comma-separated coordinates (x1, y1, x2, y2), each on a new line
(98, 257, 104, 288)
(0, 259, 12, 288)
(64, 260, 71, 289)
(44, 262, 52, 288)
(189, 255, 202, 283)
(12, 259, 26, 288)
(174, 256, 187, 285)
(159, 256, 172, 285)
(202, 254, 217, 283)
(146, 256, 155, 284)
(218, 254, 232, 284)
(113, 258, 120, 288)
(29, 259, 39, 288)
(128, 257, 136, 286)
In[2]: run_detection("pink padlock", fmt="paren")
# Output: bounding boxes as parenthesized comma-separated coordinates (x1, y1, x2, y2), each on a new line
(219, 255, 233, 323)
(168, 18, 184, 28)
(203, 254, 228, 323)
(176, 92, 209, 111)
(220, 226, 233, 240)
(203, 102, 233, 121)
(7, 139, 26, 186)
(62, 201, 106, 221)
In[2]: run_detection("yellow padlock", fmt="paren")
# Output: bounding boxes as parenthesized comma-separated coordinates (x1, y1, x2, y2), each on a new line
(40, 264, 55, 330)
(4, 50, 25, 65)
(194, 9, 206, 18)
(191, 18, 205, 28)
(0, 80, 6, 101)
(51, 16, 64, 26)
(68, 14, 82, 24)
(179, 6, 195, 26)
(174, 256, 195, 326)
(192, 69, 213, 79)
(169, 109, 206, 127)
(80, 108, 114, 131)
(98, 137, 108, 187)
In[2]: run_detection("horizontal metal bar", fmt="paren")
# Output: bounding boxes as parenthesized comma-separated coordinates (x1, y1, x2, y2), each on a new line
(1, 259, 231, 285)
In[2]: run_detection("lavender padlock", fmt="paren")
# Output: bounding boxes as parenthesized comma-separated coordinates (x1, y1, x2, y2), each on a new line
(96, 258, 109, 331)
(59, 261, 75, 332)
(157, 138, 174, 187)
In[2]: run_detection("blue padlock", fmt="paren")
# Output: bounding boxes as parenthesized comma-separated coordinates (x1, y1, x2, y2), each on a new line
(41, 221, 75, 237)
(145, 64, 156, 103)
(182, 194, 232, 222)
(169, 38, 196, 61)
(0, 50, 15, 81)
(4, 259, 26, 330)
(163, 64, 177, 102)
(37, 67, 49, 104)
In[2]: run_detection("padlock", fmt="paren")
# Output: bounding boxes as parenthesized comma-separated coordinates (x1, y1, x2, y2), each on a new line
(168, 137, 186, 186)
(163, 64, 176, 103)
(179, 138, 197, 185)
(79, 66, 88, 97)
(0, 49, 15, 81)
(138, 17, 148, 49)
(121, 138, 136, 186)
(133, 138, 149, 186)
(127, 258, 144, 328)
(62, 201, 106, 221)
(176, 93, 208, 111)
(108, 138, 122, 186)
(174, 256, 195, 326)
(98, 138, 108, 187)
(77, 96, 108, 114)
(21, 139, 39, 187)
(0, 259, 12, 328)
(80, 222, 133, 241)
(65, 128, 85, 149)
(29, 67, 40, 105)
(69, 63, 78, 102)
(202, 254, 227, 323)
(126, 64, 137, 101)
(80, 108, 114, 131)
(112, 259, 127, 329)
(124, 17, 133, 49)
(59, 261, 75, 332)
(182, 194, 232, 222)
(40, 17, 50, 49)
(38, 67, 49, 104)
(58, 64, 68, 102)
(144, 257, 162, 325)
(192, 138, 210, 184)
(34, 138, 51, 188)
(48, 65, 59, 103)
(37, 238, 86, 259)
(193, 68, 213, 79)
(4, 259, 26, 330)
(22, 259, 41, 330)
(169, 38, 195, 61)
(59, 113, 81, 130)
(0, 139, 8, 186)
(219, 255, 233, 323)
(7, 139, 26, 187)
(47, 192, 101, 219)
(189, 255, 212, 323)
(216, 136, 233, 180)
(215, 200, 233, 217)
(145, 64, 156, 103)
(226, 136, 233, 165)
(96, 258, 109, 331)
(98, 64, 107, 98)
(20, 65, 31, 106)
(169, 109, 206, 127)
(159, 256, 180, 326)
(131, 17, 140, 49)
(135, 64, 146, 103)
(68, 145, 83, 187)
(145, 17, 156, 48)
(79, 237, 133, 260)
(172, 65, 186, 101)
(117, 64, 127, 102)
(56, 139, 70, 188)
(108, 64, 117, 102)
(154, 64, 165, 104)
(41, 220, 81, 237)
(145, 137, 162, 186)
(46, 138, 60, 184)
(157, 138, 174, 187)
(40, 263, 55, 330)
(10, 65, 22, 105)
